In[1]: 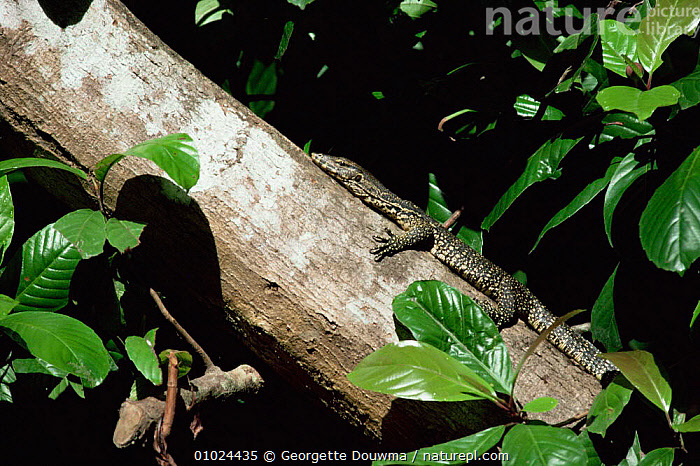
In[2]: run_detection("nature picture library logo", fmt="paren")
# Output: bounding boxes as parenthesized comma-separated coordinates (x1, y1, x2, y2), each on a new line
(485, 2, 700, 38)
(640, 5, 700, 38)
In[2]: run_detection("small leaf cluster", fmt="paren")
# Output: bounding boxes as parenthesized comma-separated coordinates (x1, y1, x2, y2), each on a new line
(195, 0, 280, 118)
(349, 280, 697, 466)
(0, 134, 198, 402)
(194, 0, 436, 119)
(349, 281, 586, 465)
(590, 350, 700, 438)
(453, 4, 700, 278)
(413, 4, 698, 461)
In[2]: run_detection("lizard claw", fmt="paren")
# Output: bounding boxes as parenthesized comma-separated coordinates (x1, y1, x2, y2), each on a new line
(372, 228, 394, 243)
(370, 245, 390, 261)
(371, 228, 395, 261)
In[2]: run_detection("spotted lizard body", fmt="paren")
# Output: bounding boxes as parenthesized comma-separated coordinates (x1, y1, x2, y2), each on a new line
(311, 153, 618, 380)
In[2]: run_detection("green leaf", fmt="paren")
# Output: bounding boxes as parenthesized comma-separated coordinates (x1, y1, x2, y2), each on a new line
(105, 219, 145, 253)
(125, 331, 161, 386)
(512, 270, 527, 285)
(638, 448, 674, 466)
(531, 159, 619, 252)
(15, 224, 82, 312)
(602, 113, 655, 140)
(482, 137, 583, 230)
(556, 16, 601, 93)
(0, 175, 14, 264)
(639, 147, 700, 272)
(348, 340, 498, 402)
(0, 294, 18, 317)
(691, 300, 700, 328)
(1, 363, 17, 382)
(673, 413, 700, 432)
(578, 431, 603, 466)
(510, 30, 556, 72)
(0, 384, 11, 402)
(587, 376, 634, 436)
(426, 174, 483, 252)
(54, 209, 106, 259)
(393, 281, 513, 394)
(426, 173, 456, 223)
(113, 280, 126, 326)
(591, 264, 622, 352)
(399, 0, 437, 19)
(275, 21, 294, 60)
(106, 338, 123, 364)
(599, 20, 639, 78)
(534, 1, 583, 18)
(0, 363, 16, 402)
(287, 0, 316, 10)
(514, 95, 565, 120)
(554, 13, 599, 53)
(624, 432, 642, 466)
(0, 311, 111, 388)
(69, 378, 85, 398)
(624, 0, 655, 31)
(671, 66, 700, 110)
(247, 60, 278, 118)
(158, 349, 193, 378)
(0, 158, 86, 179)
(439, 108, 476, 126)
(637, 0, 700, 73)
(48, 376, 69, 399)
(583, 57, 609, 96)
(94, 133, 199, 191)
(602, 350, 671, 412)
(522, 396, 559, 413)
(439, 109, 498, 139)
(144, 328, 156, 347)
(596, 85, 680, 121)
(453, 227, 484, 254)
(502, 425, 586, 466)
(374, 425, 505, 465)
(12, 357, 69, 378)
(604, 149, 653, 246)
(194, 0, 233, 27)
(672, 407, 686, 425)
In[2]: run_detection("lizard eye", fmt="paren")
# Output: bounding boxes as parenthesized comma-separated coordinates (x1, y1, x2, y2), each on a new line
(354, 174, 363, 182)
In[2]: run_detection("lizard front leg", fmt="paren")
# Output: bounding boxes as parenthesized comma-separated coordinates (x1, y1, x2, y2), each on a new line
(370, 223, 435, 262)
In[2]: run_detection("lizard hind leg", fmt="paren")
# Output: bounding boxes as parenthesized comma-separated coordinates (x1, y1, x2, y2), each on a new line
(485, 276, 519, 328)
(478, 298, 518, 328)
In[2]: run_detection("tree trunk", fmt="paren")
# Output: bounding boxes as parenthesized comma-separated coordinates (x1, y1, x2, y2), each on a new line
(0, 0, 602, 448)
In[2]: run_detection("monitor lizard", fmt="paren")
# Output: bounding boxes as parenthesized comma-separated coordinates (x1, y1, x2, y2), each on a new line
(311, 152, 618, 380)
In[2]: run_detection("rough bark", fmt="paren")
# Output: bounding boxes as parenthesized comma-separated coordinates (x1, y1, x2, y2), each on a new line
(0, 0, 602, 448)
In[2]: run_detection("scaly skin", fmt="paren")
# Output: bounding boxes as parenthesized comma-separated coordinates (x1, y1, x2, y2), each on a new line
(311, 153, 618, 380)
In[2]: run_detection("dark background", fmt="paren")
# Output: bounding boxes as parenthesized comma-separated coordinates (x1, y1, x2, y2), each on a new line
(1, 0, 698, 464)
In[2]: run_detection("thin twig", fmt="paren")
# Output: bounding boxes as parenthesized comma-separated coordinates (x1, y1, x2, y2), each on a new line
(149, 288, 215, 371)
(552, 411, 588, 428)
(154, 351, 179, 466)
(161, 352, 179, 439)
(442, 206, 464, 229)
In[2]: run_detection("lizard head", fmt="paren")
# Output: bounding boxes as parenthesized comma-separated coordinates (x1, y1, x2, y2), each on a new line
(310, 152, 426, 225)
(310, 153, 388, 200)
